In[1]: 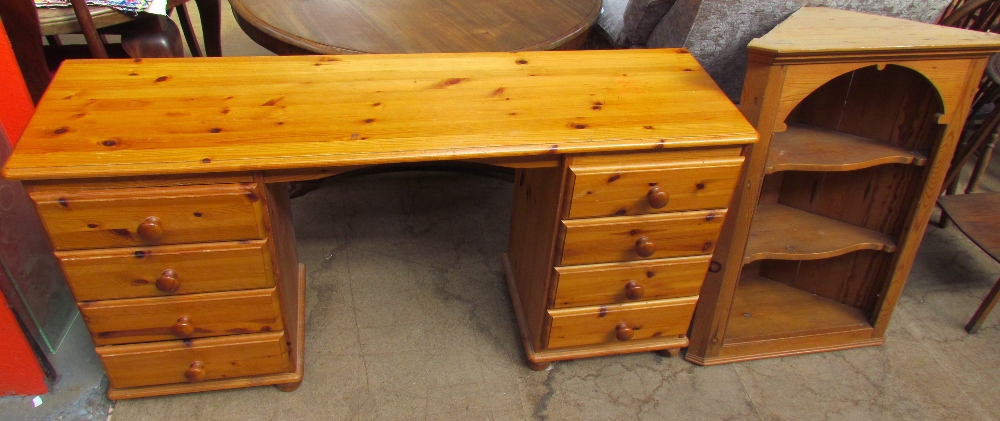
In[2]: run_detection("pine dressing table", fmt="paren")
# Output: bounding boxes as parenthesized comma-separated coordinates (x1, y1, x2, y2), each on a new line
(2, 49, 756, 398)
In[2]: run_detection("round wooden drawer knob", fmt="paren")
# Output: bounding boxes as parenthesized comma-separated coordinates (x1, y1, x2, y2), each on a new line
(185, 361, 206, 382)
(137, 216, 164, 242)
(647, 186, 670, 209)
(624, 281, 645, 300)
(635, 236, 656, 258)
(171, 316, 195, 337)
(615, 322, 634, 342)
(155, 269, 180, 293)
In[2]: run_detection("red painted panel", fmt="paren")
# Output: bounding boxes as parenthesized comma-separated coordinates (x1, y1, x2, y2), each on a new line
(0, 290, 47, 396)
(0, 20, 47, 396)
(0, 19, 35, 145)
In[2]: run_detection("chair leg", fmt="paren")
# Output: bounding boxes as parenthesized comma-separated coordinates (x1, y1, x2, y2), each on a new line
(175, 4, 204, 57)
(936, 180, 961, 228)
(966, 275, 1000, 334)
(965, 132, 999, 194)
(195, 0, 222, 56)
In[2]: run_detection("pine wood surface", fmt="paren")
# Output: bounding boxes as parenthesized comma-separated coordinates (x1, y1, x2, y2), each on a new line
(567, 146, 744, 169)
(765, 123, 927, 174)
(685, 62, 782, 362)
(775, 60, 975, 133)
(31, 183, 266, 250)
(260, 181, 305, 371)
(714, 332, 882, 364)
(724, 274, 871, 345)
(559, 210, 727, 266)
(102, 265, 305, 398)
(503, 254, 690, 367)
(748, 7, 1000, 62)
(744, 203, 897, 264)
(687, 8, 998, 366)
(97, 331, 291, 389)
(2, 49, 756, 181)
(57, 239, 273, 301)
(546, 297, 697, 349)
(28, 173, 254, 192)
(566, 157, 743, 218)
(552, 256, 709, 308)
(507, 167, 567, 351)
(229, 0, 599, 54)
(79, 288, 283, 346)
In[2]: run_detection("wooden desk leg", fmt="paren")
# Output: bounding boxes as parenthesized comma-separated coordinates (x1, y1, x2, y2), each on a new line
(966, 275, 1000, 334)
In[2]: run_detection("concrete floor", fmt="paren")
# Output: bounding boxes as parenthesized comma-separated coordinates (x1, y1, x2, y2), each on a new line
(3, 2, 1000, 420)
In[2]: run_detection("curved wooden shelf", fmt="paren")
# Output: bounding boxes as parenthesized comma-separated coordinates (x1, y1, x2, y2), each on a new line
(765, 123, 927, 174)
(724, 274, 872, 345)
(743, 203, 897, 264)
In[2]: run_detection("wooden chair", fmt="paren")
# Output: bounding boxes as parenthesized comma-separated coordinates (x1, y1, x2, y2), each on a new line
(940, 0, 1000, 194)
(937, 192, 1000, 333)
(0, 0, 220, 103)
(935, 0, 1000, 228)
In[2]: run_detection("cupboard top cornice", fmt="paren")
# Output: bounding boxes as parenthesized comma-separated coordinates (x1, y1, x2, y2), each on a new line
(748, 7, 1000, 64)
(3, 49, 756, 181)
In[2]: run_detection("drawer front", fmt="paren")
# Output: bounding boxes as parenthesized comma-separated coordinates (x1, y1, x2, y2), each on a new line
(553, 256, 710, 308)
(546, 297, 699, 349)
(80, 288, 283, 346)
(59, 240, 274, 301)
(97, 332, 291, 389)
(32, 183, 265, 250)
(559, 210, 726, 266)
(567, 157, 743, 219)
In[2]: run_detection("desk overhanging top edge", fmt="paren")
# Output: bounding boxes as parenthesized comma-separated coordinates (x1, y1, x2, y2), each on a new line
(3, 49, 757, 181)
(748, 7, 1000, 58)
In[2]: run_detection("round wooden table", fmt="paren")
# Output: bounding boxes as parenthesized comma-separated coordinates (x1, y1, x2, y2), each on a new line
(229, 0, 602, 55)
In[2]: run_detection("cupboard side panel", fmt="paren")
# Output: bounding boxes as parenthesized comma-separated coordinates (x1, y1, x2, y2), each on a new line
(686, 61, 777, 361)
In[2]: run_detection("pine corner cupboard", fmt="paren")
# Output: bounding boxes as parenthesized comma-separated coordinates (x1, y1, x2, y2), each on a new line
(685, 7, 1000, 365)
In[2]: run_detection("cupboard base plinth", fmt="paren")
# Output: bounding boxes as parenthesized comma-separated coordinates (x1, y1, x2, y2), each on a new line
(685, 334, 883, 366)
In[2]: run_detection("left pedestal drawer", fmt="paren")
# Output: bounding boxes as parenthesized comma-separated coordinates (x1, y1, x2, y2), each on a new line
(80, 288, 284, 346)
(57, 240, 274, 301)
(97, 332, 292, 389)
(31, 183, 267, 250)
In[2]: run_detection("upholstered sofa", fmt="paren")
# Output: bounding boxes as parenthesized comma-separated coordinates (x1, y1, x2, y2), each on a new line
(596, 0, 953, 100)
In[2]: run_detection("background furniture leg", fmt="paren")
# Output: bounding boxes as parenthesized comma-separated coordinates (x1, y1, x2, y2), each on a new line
(174, 4, 203, 57)
(194, 0, 222, 56)
(966, 275, 1000, 334)
(965, 132, 999, 194)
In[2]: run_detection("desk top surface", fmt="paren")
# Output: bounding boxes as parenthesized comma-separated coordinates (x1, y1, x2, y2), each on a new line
(4, 49, 757, 181)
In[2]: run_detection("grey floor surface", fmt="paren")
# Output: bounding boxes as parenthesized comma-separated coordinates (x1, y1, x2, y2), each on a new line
(2, 2, 1000, 420)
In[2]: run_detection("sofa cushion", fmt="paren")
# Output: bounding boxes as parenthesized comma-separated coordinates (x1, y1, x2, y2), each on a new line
(624, 0, 678, 45)
(596, 0, 631, 47)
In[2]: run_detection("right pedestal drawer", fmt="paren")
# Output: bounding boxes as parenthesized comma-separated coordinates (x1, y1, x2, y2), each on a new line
(547, 297, 699, 349)
(544, 147, 744, 353)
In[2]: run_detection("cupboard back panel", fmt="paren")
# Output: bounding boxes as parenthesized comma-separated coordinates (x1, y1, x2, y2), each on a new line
(776, 166, 925, 237)
(787, 65, 944, 156)
(759, 250, 890, 314)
